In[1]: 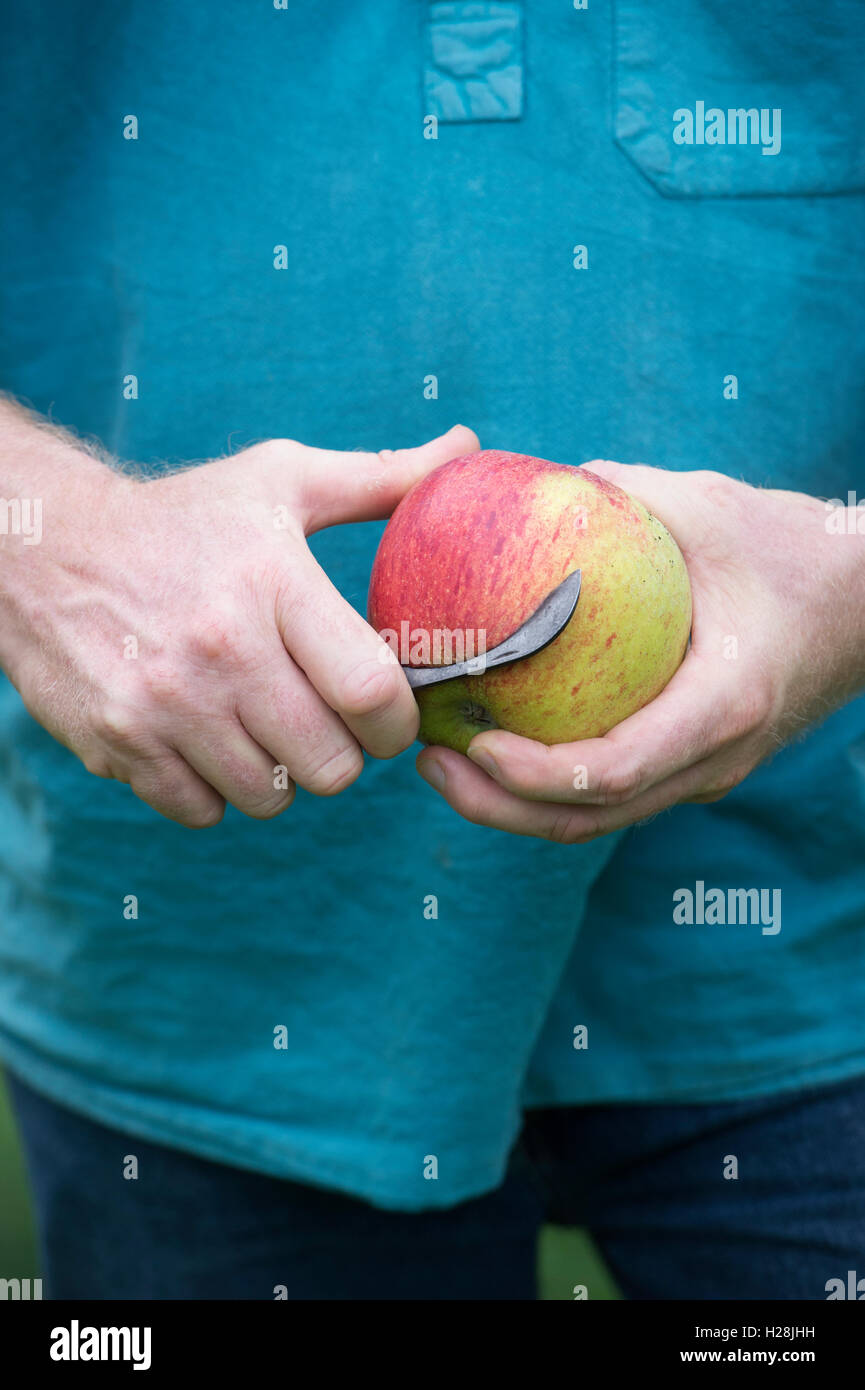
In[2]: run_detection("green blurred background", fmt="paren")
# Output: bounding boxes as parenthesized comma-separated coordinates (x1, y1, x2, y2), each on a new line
(0, 1071, 619, 1299)
(0, 1074, 38, 1278)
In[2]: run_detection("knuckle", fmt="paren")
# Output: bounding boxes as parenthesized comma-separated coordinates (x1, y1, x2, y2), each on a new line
(374, 447, 400, 474)
(81, 749, 114, 779)
(462, 797, 490, 827)
(181, 800, 226, 829)
(128, 755, 226, 828)
(594, 760, 644, 806)
(186, 606, 247, 668)
(719, 764, 747, 793)
(696, 468, 737, 498)
(352, 448, 404, 498)
(224, 760, 287, 815)
(449, 787, 489, 826)
(237, 763, 297, 817)
(273, 578, 309, 633)
(339, 661, 405, 720)
(241, 788, 296, 819)
(244, 437, 292, 466)
(303, 744, 364, 797)
(546, 809, 592, 845)
(253, 437, 283, 460)
(140, 662, 186, 705)
(93, 699, 141, 747)
(695, 766, 747, 802)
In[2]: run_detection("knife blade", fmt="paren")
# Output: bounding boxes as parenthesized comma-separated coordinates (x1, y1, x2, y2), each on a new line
(401, 568, 582, 689)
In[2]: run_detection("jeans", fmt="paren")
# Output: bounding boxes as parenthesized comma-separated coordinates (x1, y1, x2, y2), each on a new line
(7, 1070, 865, 1300)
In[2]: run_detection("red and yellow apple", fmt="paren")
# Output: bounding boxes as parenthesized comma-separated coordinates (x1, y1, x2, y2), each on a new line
(367, 450, 691, 753)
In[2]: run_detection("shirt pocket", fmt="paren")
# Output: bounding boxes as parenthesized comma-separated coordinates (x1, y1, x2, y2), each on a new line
(613, 0, 865, 198)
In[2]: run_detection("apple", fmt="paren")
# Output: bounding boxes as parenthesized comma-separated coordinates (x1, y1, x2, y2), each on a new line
(367, 450, 691, 753)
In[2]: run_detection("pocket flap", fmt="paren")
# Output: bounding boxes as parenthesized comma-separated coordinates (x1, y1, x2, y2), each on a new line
(424, 1, 523, 124)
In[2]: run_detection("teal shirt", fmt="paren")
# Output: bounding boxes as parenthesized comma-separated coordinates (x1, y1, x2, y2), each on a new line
(0, 0, 863, 1209)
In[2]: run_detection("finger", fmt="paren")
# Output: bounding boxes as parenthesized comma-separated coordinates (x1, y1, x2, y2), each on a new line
(417, 744, 738, 842)
(121, 751, 228, 829)
(292, 424, 480, 533)
(174, 717, 296, 820)
(417, 745, 613, 840)
(466, 645, 734, 807)
(466, 730, 616, 803)
(578, 459, 697, 541)
(579, 459, 746, 565)
(276, 545, 420, 758)
(236, 652, 365, 797)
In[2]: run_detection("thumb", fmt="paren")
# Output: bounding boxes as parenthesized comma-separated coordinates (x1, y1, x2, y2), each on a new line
(296, 424, 480, 533)
(580, 458, 675, 501)
(580, 458, 691, 542)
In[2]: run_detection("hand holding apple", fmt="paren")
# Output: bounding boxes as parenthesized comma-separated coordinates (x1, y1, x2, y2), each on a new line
(368, 450, 692, 753)
(415, 462, 865, 842)
(0, 397, 478, 826)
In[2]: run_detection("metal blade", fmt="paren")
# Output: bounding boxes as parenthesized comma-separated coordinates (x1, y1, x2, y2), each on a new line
(402, 568, 582, 689)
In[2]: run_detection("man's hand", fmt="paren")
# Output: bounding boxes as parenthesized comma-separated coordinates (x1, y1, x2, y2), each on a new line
(417, 462, 865, 842)
(0, 401, 478, 826)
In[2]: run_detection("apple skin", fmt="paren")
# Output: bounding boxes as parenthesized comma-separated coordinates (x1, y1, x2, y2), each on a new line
(367, 450, 692, 754)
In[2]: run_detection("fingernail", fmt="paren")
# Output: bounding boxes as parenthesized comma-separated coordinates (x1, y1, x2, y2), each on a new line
(419, 758, 446, 791)
(467, 746, 498, 778)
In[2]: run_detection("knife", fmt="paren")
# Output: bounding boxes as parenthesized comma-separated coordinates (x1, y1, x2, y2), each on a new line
(401, 568, 582, 689)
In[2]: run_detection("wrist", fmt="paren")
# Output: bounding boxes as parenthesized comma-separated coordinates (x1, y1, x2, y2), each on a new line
(818, 501, 865, 701)
(0, 416, 136, 681)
